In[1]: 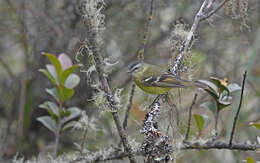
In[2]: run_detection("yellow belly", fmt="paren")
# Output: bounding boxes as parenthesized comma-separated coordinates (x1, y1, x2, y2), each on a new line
(134, 78, 171, 95)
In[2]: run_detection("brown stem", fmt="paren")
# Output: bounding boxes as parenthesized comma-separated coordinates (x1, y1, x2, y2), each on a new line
(229, 70, 247, 146)
(184, 94, 198, 141)
(123, 83, 136, 130)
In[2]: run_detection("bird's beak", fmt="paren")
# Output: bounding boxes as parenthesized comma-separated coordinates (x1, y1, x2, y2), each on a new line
(127, 69, 131, 73)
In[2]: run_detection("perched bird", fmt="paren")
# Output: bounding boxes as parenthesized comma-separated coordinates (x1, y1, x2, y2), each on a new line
(127, 61, 206, 94)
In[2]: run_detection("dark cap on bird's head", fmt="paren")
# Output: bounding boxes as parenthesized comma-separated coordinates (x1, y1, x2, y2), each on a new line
(127, 61, 143, 73)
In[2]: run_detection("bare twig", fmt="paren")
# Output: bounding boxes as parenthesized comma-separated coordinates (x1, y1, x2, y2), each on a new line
(123, 83, 136, 130)
(229, 70, 247, 147)
(202, 0, 231, 21)
(137, 0, 154, 61)
(80, 128, 88, 154)
(213, 109, 220, 140)
(184, 94, 198, 141)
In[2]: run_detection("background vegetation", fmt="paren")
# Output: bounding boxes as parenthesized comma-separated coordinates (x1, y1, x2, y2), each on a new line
(0, 0, 259, 162)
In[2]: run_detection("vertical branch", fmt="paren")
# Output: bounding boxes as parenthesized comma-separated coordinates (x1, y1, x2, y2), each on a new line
(229, 70, 247, 147)
(213, 109, 220, 140)
(169, 0, 231, 74)
(80, 2, 136, 162)
(137, 0, 154, 61)
(184, 94, 197, 141)
(123, 83, 136, 130)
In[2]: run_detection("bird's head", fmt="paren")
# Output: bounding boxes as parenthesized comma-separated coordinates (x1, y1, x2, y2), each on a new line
(127, 61, 144, 75)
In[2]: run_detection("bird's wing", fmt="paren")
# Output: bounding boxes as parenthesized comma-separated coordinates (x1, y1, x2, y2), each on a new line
(141, 73, 188, 88)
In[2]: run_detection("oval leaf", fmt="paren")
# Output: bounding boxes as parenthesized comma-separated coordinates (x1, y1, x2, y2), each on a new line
(61, 107, 81, 125)
(58, 53, 72, 70)
(59, 86, 74, 102)
(194, 114, 205, 132)
(249, 122, 260, 131)
(46, 64, 59, 85)
(46, 87, 60, 102)
(246, 157, 255, 163)
(62, 121, 77, 131)
(43, 52, 62, 80)
(37, 116, 57, 134)
(64, 74, 80, 89)
(61, 65, 80, 84)
(39, 69, 57, 86)
(200, 101, 216, 113)
(227, 83, 241, 93)
(39, 101, 59, 117)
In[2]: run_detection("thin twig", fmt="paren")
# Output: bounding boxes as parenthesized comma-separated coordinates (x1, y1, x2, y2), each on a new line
(184, 94, 198, 141)
(201, 0, 230, 21)
(123, 83, 136, 130)
(229, 70, 247, 147)
(80, 128, 88, 154)
(213, 109, 220, 140)
(137, 0, 154, 61)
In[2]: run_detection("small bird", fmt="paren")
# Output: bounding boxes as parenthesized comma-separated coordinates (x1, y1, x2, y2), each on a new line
(127, 61, 206, 95)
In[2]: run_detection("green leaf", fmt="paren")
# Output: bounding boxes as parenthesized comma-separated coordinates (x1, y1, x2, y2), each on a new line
(61, 65, 80, 84)
(43, 52, 62, 80)
(209, 77, 229, 94)
(39, 69, 57, 86)
(58, 53, 72, 70)
(62, 121, 77, 131)
(197, 80, 219, 99)
(217, 99, 232, 110)
(46, 87, 60, 102)
(246, 157, 255, 163)
(227, 83, 241, 93)
(250, 122, 260, 130)
(46, 64, 59, 85)
(61, 107, 81, 125)
(200, 101, 216, 113)
(39, 101, 59, 119)
(194, 114, 205, 132)
(37, 116, 57, 134)
(59, 86, 74, 102)
(64, 73, 80, 89)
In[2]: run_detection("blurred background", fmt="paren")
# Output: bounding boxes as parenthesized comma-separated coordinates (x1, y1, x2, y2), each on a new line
(0, 0, 259, 162)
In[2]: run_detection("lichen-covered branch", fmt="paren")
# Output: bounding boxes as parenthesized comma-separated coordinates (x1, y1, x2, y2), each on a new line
(169, 0, 230, 74)
(79, 1, 136, 162)
(140, 95, 173, 162)
(71, 141, 260, 162)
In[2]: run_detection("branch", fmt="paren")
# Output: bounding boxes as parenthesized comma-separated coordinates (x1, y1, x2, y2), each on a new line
(71, 141, 260, 162)
(137, 0, 154, 61)
(123, 83, 136, 130)
(181, 141, 260, 151)
(201, 0, 231, 21)
(169, 0, 230, 74)
(229, 70, 247, 146)
(80, 3, 136, 163)
(184, 94, 198, 141)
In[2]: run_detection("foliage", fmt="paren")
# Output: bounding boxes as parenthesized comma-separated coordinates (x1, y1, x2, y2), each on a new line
(37, 52, 81, 156)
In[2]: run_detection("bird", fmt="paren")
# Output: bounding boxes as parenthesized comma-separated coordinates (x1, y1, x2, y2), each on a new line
(127, 61, 206, 95)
